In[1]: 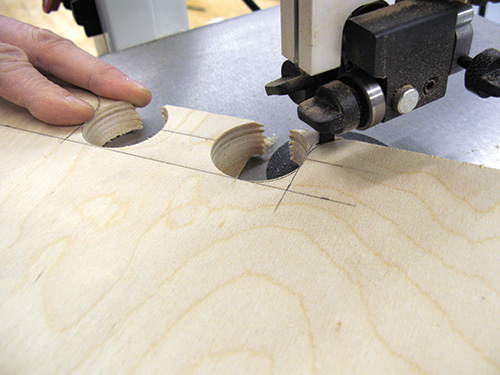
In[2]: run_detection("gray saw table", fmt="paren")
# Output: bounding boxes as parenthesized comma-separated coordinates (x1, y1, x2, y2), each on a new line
(101, 6, 500, 173)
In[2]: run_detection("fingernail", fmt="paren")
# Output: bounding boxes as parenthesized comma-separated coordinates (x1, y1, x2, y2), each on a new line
(65, 95, 93, 108)
(126, 77, 151, 93)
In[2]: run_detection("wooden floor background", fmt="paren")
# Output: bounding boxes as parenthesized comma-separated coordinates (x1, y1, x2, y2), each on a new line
(0, 0, 280, 56)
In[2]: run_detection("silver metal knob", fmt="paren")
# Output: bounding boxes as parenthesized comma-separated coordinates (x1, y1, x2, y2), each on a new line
(394, 85, 419, 114)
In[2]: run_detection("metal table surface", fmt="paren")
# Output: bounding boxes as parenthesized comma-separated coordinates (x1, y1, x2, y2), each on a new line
(101, 6, 500, 172)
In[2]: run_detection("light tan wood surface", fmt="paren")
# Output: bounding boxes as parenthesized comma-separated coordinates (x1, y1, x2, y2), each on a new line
(1, 0, 280, 56)
(0, 96, 499, 374)
(0, 0, 98, 55)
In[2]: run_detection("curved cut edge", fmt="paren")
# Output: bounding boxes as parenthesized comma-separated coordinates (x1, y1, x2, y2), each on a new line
(211, 123, 266, 178)
(82, 100, 143, 147)
(161, 107, 169, 125)
(289, 129, 319, 165)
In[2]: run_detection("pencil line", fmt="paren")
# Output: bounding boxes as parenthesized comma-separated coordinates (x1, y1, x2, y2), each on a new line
(61, 125, 83, 144)
(1, 123, 357, 208)
(306, 157, 378, 175)
(64, 138, 230, 179)
(287, 189, 356, 207)
(161, 129, 215, 141)
(0, 123, 66, 141)
(273, 170, 299, 213)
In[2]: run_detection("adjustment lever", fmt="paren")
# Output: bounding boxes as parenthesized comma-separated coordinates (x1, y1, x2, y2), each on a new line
(265, 61, 337, 104)
(459, 48, 500, 98)
(265, 61, 315, 97)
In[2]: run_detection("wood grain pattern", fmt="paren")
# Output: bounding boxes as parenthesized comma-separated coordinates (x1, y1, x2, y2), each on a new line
(0, 99, 499, 375)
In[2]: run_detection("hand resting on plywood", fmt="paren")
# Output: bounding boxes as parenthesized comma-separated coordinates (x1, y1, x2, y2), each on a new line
(0, 15, 151, 125)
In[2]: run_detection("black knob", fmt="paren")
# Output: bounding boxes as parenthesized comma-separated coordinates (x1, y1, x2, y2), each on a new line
(63, 0, 103, 37)
(459, 48, 500, 99)
(265, 61, 318, 104)
(297, 80, 362, 135)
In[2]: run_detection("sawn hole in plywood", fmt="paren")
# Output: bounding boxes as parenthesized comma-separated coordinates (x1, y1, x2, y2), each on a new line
(83, 99, 319, 182)
(79, 98, 381, 181)
(78, 94, 388, 182)
(209, 120, 319, 181)
(82, 98, 144, 147)
(75, 90, 162, 148)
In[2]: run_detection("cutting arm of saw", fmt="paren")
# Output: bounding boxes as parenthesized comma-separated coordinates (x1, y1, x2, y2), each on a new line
(267, 0, 500, 137)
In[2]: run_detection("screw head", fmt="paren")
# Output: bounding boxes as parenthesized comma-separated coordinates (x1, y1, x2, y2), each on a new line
(394, 85, 419, 114)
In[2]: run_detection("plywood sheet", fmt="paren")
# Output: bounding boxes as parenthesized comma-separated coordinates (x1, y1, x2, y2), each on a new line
(0, 98, 499, 375)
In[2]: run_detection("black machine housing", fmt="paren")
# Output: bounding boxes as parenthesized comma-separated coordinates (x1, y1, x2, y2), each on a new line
(266, 0, 500, 138)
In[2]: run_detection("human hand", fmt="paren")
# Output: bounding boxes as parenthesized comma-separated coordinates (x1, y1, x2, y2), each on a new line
(0, 15, 152, 125)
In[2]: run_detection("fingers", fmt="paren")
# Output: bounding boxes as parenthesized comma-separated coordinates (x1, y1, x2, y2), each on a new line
(0, 42, 95, 125)
(29, 33, 153, 108)
(0, 16, 152, 108)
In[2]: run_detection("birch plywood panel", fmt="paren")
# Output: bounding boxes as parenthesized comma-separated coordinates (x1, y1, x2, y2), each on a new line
(0, 98, 499, 375)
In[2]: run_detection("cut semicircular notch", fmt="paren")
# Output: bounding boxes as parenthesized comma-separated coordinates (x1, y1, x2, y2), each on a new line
(211, 124, 319, 181)
(82, 97, 145, 147)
